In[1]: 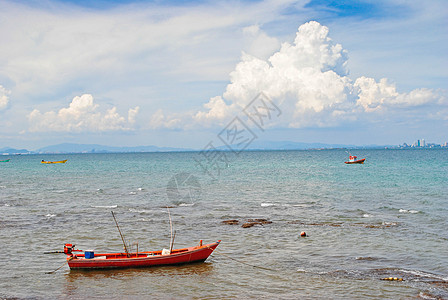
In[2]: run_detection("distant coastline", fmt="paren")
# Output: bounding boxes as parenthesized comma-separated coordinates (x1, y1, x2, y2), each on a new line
(1, 140, 447, 155)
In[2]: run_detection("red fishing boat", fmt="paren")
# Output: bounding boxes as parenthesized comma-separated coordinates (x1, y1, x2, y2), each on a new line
(63, 240, 220, 270)
(344, 155, 366, 164)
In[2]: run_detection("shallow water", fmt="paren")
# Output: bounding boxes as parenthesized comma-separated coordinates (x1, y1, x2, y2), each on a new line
(0, 149, 447, 299)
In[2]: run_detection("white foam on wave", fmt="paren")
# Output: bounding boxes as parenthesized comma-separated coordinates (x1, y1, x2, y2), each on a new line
(400, 269, 448, 281)
(418, 292, 438, 300)
(129, 192, 137, 195)
(399, 209, 419, 214)
(4, 203, 10, 207)
(129, 208, 153, 213)
(91, 205, 118, 208)
(363, 214, 371, 218)
(261, 203, 275, 207)
(46, 213, 56, 218)
(382, 221, 398, 226)
(137, 188, 143, 191)
(179, 203, 194, 207)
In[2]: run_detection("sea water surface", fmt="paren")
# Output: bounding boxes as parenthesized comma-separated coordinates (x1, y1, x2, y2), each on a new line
(0, 149, 447, 299)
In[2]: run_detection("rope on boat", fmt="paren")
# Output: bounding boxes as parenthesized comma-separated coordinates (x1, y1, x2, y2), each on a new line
(46, 256, 73, 274)
(209, 248, 276, 272)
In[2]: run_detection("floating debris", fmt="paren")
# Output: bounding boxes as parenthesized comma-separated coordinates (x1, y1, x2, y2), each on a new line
(381, 277, 403, 281)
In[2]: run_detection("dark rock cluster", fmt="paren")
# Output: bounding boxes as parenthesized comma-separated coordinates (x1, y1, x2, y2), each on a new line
(222, 218, 272, 228)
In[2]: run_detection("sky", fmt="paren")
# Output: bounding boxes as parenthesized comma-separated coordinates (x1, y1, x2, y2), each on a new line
(0, 0, 447, 150)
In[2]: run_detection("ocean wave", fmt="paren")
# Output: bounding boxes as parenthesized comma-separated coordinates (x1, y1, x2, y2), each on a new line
(179, 203, 195, 207)
(399, 209, 420, 214)
(281, 203, 311, 207)
(45, 214, 56, 218)
(129, 192, 137, 195)
(261, 203, 276, 207)
(382, 222, 398, 226)
(129, 208, 153, 213)
(355, 256, 378, 261)
(418, 291, 439, 300)
(91, 205, 118, 208)
(399, 269, 448, 281)
(291, 203, 316, 207)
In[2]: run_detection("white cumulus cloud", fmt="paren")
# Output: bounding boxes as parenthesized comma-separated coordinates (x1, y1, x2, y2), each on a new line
(28, 94, 139, 132)
(0, 85, 10, 111)
(354, 77, 442, 111)
(242, 24, 280, 60)
(189, 21, 446, 129)
(148, 109, 183, 129)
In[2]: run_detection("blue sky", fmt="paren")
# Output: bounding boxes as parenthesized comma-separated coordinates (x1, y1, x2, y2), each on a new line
(0, 0, 447, 149)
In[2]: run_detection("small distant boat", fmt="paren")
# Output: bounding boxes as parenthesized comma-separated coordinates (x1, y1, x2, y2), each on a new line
(41, 159, 67, 164)
(0, 159, 10, 162)
(63, 240, 220, 270)
(345, 155, 365, 164)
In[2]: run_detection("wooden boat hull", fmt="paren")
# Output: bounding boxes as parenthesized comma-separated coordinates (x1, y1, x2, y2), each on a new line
(41, 159, 67, 164)
(345, 158, 365, 164)
(67, 241, 220, 270)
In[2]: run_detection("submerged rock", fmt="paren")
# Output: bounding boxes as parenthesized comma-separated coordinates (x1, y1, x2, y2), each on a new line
(222, 219, 239, 225)
(248, 218, 273, 224)
(241, 222, 257, 228)
(221, 218, 273, 228)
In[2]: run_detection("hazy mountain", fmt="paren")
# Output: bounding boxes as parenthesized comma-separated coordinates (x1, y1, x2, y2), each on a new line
(36, 143, 192, 153)
(245, 140, 356, 150)
(0, 147, 30, 154)
(215, 140, 360, 151)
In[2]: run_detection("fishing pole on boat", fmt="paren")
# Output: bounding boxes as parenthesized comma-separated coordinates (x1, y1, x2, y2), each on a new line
(111, 211, 131, 258)
(170, 231, 176, 253)
(167, 206, 175, 253)
(44, 250, 65, 254)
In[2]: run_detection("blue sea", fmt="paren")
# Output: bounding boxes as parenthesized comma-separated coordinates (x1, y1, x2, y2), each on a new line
(0, 149, 447, 299)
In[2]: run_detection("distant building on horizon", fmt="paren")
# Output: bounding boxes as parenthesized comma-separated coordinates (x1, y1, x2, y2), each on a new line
(401, 139, 446, 149)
